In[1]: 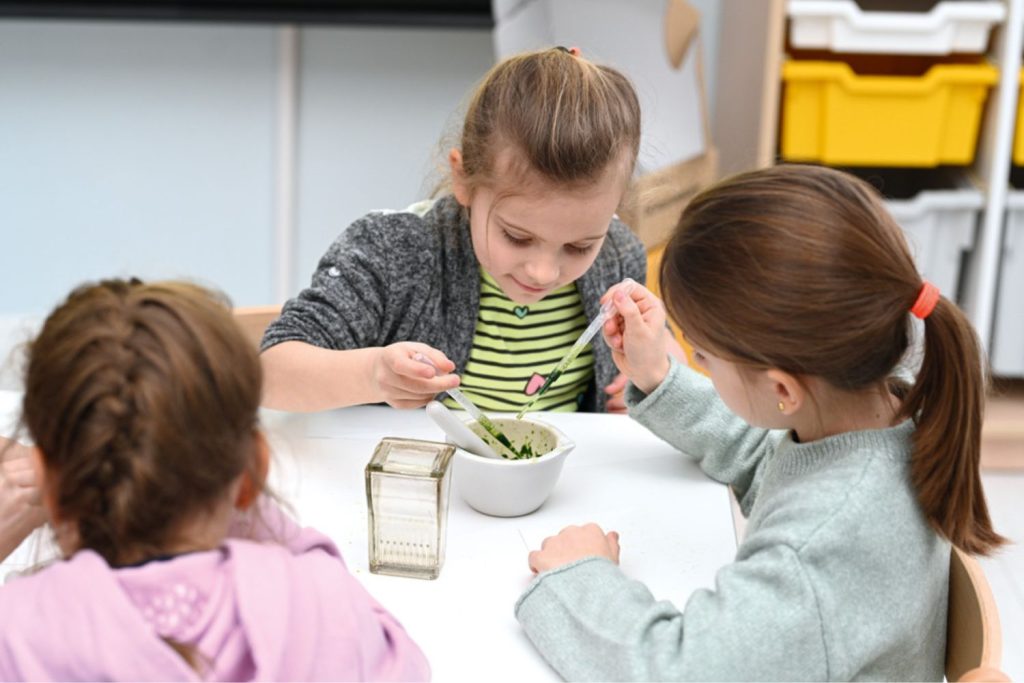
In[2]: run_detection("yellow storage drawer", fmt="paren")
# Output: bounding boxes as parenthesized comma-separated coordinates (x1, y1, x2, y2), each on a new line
(1013, 68, 1024, 165)
(781, 60, 998, 167)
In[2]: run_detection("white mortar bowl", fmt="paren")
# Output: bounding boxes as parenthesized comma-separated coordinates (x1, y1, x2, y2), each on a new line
(452, 416, 574, 517)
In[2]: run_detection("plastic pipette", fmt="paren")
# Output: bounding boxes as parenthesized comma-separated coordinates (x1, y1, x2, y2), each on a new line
(515, 278, 636, 419)
(413, 353, 520, 459)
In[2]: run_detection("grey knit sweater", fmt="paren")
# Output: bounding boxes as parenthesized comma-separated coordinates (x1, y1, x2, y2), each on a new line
(261, 195, 647, 412)
(516, 359, 949, 680)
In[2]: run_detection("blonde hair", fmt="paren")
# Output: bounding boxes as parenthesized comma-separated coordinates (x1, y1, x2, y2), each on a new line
(457, 47, 641, 192)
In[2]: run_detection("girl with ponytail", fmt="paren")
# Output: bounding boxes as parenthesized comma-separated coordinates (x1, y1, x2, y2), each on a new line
(0, 279, 428, 681)
(515, 164, 1005, 681)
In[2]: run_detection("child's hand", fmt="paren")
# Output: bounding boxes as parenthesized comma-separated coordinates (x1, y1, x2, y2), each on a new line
(604, 372, 629, 414)
(371, 342, 461, 409)
(1, 438, 46, 561)
(601, 283, 671, 394)
(528, 523, 620, 574)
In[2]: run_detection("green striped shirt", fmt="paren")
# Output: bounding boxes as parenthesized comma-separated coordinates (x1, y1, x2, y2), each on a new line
(444, 272, 594, 413)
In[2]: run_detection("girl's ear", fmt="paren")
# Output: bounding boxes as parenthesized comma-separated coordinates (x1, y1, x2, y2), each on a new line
(765, 369, 805, 416)
(448, 148, 472, 207)
(235, 431, 270, 511)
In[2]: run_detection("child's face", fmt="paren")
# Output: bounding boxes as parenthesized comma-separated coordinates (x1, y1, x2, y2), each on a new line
(690, 344, 787, 429)
(453, 150, 627, 304)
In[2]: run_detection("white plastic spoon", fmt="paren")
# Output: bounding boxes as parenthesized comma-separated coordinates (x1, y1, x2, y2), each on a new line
(424, 400, 504, 459)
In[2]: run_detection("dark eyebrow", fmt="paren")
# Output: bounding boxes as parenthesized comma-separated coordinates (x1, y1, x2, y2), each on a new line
(494, 214, 531, 234)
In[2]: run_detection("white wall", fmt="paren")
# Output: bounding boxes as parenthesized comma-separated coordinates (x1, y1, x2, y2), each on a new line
(295, 26, 494, 290)
(0, 20, 495, 315)
(0, 5, 721, 316)
(0, 20, 280, 314)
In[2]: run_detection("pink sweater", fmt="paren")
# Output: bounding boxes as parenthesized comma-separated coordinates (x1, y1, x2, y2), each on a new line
(0, 499, 430, 681)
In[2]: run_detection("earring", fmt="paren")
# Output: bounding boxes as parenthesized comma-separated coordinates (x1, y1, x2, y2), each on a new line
(778, 401, 785, 412)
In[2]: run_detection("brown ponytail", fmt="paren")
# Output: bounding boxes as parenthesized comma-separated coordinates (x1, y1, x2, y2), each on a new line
(660, 164, 1005, 556)
(899, 297, 1004, 555)
(22, 279, 263, 566)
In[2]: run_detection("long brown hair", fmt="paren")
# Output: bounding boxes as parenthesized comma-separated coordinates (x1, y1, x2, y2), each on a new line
(660, 164, 1004, 556)
(22, 279, 263, 566)
(456, 47, 641, 191)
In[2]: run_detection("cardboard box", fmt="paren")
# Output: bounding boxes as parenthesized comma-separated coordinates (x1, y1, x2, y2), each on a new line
(619, 146, 718, 249)
(492, 0, 718, 247)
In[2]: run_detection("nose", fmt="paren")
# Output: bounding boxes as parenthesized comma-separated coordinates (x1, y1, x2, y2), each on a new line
(523, 255, 560, 287)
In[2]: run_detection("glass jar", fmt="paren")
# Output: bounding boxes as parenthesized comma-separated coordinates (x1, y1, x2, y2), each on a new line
(365, 437, 455, 579)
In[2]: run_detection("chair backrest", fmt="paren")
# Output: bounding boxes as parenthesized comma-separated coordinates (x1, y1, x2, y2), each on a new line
(233, 305, 281, 348)
(946, 547, 1008, 682)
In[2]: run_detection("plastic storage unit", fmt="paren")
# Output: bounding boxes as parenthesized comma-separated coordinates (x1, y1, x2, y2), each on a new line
(992, 193, 1024, 376)
(781, 60, 999, 167)
(716, 0, 1022, 357)
(787, 0, 1006, 55)
(856, 168, 984, 301)
(1014, 67, 1024, 165)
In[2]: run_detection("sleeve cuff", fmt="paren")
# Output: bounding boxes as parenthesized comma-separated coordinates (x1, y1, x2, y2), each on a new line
(624, 357, 688, 420)
(514, 556, 625, 618)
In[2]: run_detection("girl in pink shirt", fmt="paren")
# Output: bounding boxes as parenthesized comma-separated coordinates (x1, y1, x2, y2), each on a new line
(0, 279, 429, 681)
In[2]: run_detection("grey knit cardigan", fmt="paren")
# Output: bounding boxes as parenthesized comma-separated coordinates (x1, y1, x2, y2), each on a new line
(261, 195, 647, 412)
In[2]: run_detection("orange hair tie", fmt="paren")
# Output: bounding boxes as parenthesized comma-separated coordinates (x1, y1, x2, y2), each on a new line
(568, 46, 581, 57)
(910, 281, 940, 319)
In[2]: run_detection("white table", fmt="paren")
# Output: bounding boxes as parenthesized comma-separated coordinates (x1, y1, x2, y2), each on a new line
(2, 394, 738, 681)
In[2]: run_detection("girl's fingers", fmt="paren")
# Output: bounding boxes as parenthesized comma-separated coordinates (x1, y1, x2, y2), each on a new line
(604, 373, 628, 394)
(607, 531, 621, 563)
(605, 395, 628, 414)
(612, 288, 645, 325)
(2, 465, 37, 489)
(403, 348, 457, 382)
(601, 278, 641, 307)
(396, 371, 460, 392)
(621, 283, 666, 319)
(414, 347, 456, 375)
(0, 438, 32, 465)
(385, 374, 459, 400)
(403, 352, 442, 380)
(633, 282, 659, 301)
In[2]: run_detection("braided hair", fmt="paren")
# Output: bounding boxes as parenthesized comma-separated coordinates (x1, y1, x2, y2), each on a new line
(22, 279, 263, 565)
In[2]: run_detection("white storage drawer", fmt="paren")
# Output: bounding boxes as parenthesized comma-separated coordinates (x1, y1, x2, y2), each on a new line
(855, 168, 982, 300)
(992, 193, 1024, 377)
(787, 0, 1005, 55)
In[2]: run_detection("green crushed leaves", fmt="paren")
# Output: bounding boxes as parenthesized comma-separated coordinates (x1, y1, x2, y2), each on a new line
(474, 425, 546, 460)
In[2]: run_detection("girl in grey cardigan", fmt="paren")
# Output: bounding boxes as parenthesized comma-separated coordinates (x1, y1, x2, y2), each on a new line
(261, 48, 656, 413)
(518, 165, 1004, 680)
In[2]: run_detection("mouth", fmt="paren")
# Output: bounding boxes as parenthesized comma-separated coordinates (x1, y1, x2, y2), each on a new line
(511, 277, 550, 296)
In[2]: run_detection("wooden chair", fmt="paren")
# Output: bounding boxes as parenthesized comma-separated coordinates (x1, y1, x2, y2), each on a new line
(946, 547, 1009, 682)
(233, 305, 281, 348)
